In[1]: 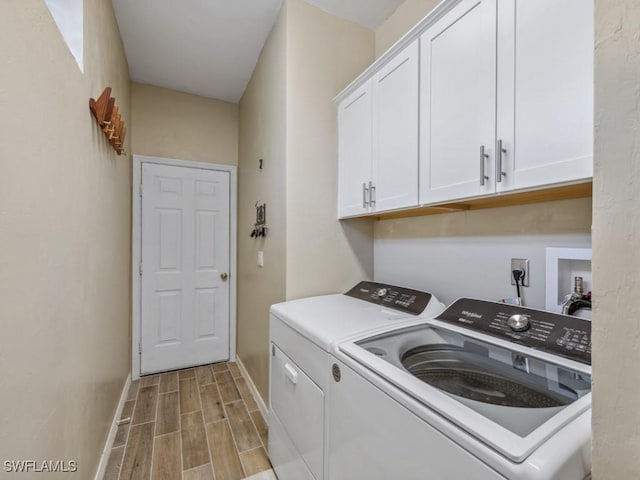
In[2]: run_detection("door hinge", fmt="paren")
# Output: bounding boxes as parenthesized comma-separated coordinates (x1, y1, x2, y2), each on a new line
(139, 183, 143, 197)
(138, 342, 142, 355)
(139, 263, 143, 276)
(272, 344, 275, 356)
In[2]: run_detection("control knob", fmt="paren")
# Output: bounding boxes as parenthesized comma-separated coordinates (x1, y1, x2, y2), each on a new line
(376, 288, 388, 297)
(507, 314, 530, 332)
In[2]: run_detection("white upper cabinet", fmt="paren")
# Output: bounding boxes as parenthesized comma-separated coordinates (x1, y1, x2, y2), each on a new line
(496, 0, 594, 192)
(337, 82, 373, 218)
(419, 0, 497, 204)
(338, 41, 420, 218)
(336, 0, 593, 218)
(372, 40, 420, 211)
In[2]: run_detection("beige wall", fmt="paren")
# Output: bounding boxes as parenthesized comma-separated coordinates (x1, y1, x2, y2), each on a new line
(0, 0, 131, 478)
(132, 83, 238, 165)
(375, 0, 441, 57)
(237, 0, 375, 401)
(285, 0, 374, 300)
(237, 8, 288, 401)
(592, 0, 640, 477)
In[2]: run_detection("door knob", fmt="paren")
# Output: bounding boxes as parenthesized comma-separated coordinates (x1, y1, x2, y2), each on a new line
(220, 273, 228, 281)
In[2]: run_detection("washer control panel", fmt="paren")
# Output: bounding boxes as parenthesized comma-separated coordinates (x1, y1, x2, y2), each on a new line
(345, 281, 433, 315)
(436, 298, 591, 364)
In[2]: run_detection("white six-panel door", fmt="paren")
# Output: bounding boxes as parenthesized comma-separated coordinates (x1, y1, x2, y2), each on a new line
(419, 0, 497, 204)
(141, 163, 230, 374)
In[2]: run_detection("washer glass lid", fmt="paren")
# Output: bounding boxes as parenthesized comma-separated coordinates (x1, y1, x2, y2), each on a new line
(355, 324, 591, 437)
(401, 344, 569, 408)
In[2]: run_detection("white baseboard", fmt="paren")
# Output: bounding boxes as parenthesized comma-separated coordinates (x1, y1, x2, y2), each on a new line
(94, 373, 131, 480)
(236, 356, 269, 424)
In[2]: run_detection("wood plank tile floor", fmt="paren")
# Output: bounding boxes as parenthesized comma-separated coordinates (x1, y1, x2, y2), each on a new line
(104, 362, 275, 480)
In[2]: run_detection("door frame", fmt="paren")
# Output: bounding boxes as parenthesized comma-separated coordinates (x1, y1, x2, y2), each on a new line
(131, 155, 237, 380)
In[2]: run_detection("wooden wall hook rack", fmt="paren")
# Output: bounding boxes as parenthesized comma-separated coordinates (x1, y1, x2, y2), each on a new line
(89, 87, 127, 155)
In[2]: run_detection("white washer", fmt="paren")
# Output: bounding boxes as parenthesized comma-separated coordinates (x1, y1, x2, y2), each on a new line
(268, 281, 445, 480)
(329, 298, 592, 480)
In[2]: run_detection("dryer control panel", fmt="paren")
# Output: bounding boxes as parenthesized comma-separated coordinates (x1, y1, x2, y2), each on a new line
(436, 298, 591, 365)
(345, 281, 432, 315)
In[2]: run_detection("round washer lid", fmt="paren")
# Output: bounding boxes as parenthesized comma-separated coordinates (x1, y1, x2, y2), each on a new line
(401, 345, 572, 408)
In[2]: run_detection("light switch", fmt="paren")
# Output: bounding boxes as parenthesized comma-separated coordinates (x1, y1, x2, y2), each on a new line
(257, 251, 264, 267)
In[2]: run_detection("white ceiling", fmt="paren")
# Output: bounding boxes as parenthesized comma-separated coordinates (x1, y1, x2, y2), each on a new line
(112, 0, 404, 103)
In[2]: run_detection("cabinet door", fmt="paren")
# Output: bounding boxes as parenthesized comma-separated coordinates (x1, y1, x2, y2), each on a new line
(496, 0, 594, 192)
(337, 82, 373, 218)
(372, 40, 420, 212)
(419, 0, 497, 204)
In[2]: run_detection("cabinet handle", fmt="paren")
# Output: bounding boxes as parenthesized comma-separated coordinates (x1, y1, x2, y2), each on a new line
(496, 140, 507, 183)
(369, 181, 376, 206)
(362, 182, 369, 208)
(284, 363, 298, 385)
(480, 146, 489, 186)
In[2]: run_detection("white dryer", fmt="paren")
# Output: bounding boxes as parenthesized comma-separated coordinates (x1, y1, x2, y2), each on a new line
(268, 281, 445, 480)
(329, 298, 592, 480)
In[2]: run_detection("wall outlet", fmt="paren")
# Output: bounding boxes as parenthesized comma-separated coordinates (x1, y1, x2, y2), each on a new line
(511, 258, 530, 287)
(257, 250, 264, 268)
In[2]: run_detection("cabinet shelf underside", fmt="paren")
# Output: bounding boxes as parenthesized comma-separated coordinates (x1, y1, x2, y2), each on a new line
(352, 181, 592, 221)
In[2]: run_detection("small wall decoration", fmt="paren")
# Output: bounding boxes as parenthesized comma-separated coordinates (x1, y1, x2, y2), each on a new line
(89, 87, 127, 155)
(250, 201, 268, 238)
